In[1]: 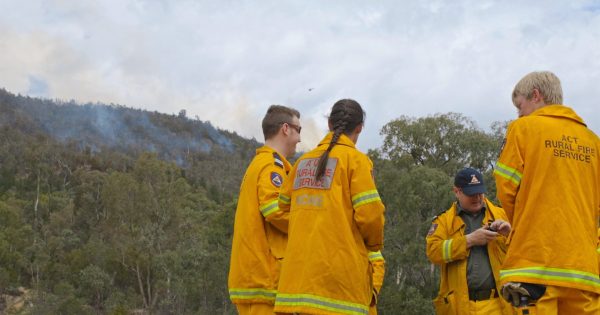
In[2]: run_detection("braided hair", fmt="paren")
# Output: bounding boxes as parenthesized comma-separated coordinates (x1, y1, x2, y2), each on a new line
(315, 99, 365, 181)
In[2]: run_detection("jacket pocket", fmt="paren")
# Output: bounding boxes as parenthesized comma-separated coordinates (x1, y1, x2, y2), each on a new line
(432, 291, 457, 315)
(269, 253, 282, 289)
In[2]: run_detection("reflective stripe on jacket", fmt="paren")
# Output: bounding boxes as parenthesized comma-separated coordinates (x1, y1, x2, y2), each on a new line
(426, 199, 513, 315)
(368, 251, 385, 315)
(494, 105, 600, 293)
(274, 132, 385, 315)
(228, 146, 291, 304)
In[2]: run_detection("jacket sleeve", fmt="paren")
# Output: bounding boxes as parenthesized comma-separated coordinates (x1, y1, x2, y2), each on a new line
(490, 203, 509, 254)
(258, 164, 289, 233)
(494, 122, 524, 223)
(277, 162, 295, 207)
(426, 215, 469, 265)
(351, 155, 385, 251)
(369, 251, 385, 294)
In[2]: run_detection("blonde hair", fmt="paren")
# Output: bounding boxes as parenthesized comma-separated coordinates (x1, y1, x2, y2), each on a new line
(512, 71, 563, 106)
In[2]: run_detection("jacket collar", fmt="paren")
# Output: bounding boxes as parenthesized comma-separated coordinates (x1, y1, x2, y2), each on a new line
(256, 145, 292, 171)
(529, 104, 587, 127)
(455, 202, 487, 216)
(449, 198, 495, 234)
(317, 132, 356, 149)
(449, 203, 465, 234)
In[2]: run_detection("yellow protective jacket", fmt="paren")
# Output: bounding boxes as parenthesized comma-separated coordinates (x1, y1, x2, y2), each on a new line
(597, 228, 600, 274)
(494, 105, 600, 294)
(426, 199, 513, 315)
(369, 251, 385, 315)
(274, 132, 385, 315)
(228, 146, 292, 305)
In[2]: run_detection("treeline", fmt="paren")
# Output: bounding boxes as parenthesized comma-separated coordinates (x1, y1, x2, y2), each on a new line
(0, 89, 257, 314)
(0, 89, 507, 314)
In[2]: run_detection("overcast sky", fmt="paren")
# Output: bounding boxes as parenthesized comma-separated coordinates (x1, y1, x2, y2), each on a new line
(1, 0, 600, 152)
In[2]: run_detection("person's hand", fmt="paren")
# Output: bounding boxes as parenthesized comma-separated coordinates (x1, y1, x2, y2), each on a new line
(489, 220, 511, 236)
(501, 282, 530, 307)
(370, 288, 378, 306)
(466, 227, 498, 248)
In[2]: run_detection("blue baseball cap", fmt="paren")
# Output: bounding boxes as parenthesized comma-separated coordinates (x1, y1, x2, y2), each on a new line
(454, 167, 486, 196)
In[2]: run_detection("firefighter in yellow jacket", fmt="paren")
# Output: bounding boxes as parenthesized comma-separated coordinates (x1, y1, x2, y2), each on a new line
(228, 105, 301, 315)
(369, 251, 385, 315)
(494, 71, 600, 314)
(274, 99, 385, 315)
(427, 168, 514, 315)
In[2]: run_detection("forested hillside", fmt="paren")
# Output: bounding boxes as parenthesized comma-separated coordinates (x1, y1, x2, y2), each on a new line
(0, 88, 507, 314)
(0, 88, 258, 314)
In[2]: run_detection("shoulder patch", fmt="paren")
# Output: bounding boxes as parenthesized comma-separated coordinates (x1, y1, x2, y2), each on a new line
(427, 223, 438, 236)
(273, 152, 284, 168)
(270, 172, 283, 187)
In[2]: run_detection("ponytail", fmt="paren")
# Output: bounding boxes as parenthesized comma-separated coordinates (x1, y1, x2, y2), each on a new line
(315, 115, 348, 181)
(315, 99, 365, 181)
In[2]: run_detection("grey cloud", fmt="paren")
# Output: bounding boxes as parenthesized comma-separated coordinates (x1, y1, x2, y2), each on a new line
(1, 0, 600, 152)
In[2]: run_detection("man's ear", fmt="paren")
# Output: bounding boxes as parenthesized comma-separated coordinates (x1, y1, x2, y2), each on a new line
(532, 88, 544, 104)
(452, 186, 460, 198)
(281, 123, 290, 136)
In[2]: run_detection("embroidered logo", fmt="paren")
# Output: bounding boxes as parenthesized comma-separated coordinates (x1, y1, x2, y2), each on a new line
(293, 158, 338, 190)
(271, 172, 283, 187)
(469, 174, 481, 185)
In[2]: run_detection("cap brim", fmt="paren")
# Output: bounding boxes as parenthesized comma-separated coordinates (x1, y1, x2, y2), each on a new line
(462, 185, 486, 196)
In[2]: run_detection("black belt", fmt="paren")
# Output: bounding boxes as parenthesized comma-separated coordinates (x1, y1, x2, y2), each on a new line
(468, 289, 499, 301)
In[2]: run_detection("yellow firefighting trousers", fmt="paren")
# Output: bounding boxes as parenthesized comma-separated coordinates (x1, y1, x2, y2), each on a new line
(516, 286, 600, 315)
(236, 303, 274, 315)
(466, 297, 507, 315)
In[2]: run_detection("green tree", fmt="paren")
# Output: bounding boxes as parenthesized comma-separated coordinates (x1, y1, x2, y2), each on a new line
(79, 264, 112, 310)
(379, 113, 498, 174)
(100, 153, 191, 312)
(0, 198, 31, 289)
